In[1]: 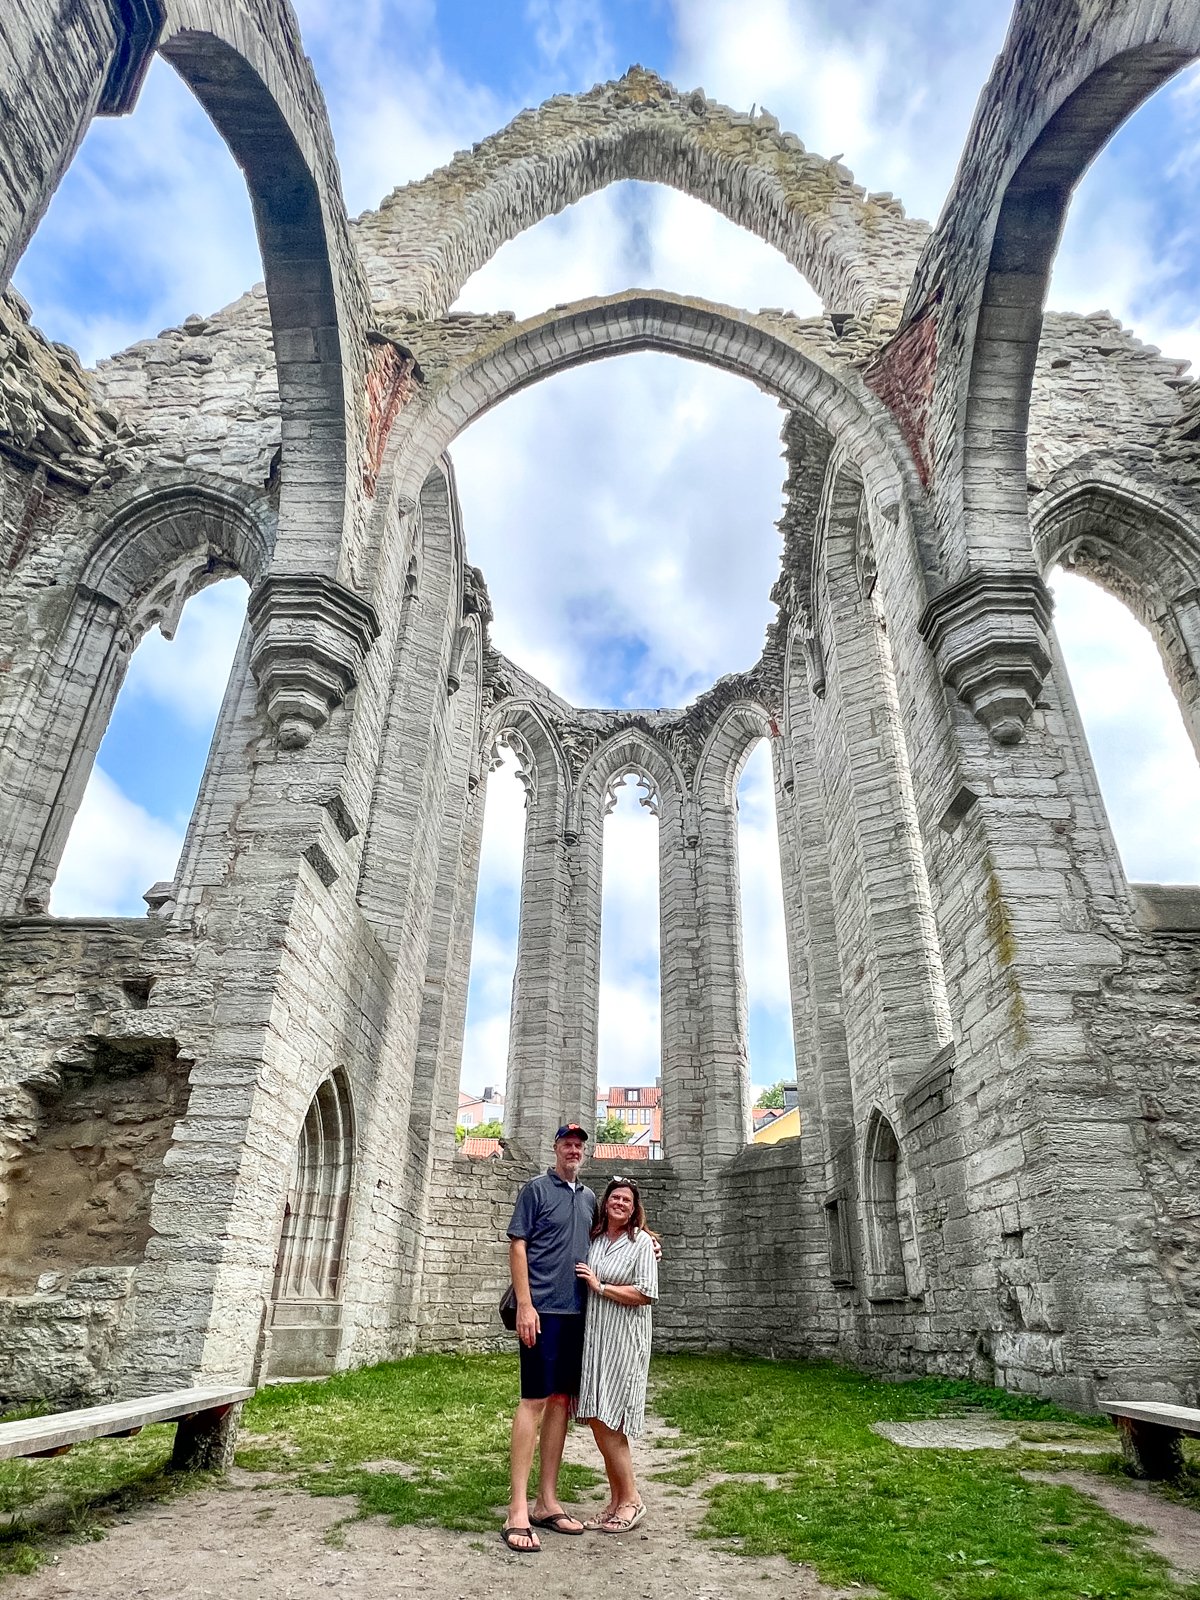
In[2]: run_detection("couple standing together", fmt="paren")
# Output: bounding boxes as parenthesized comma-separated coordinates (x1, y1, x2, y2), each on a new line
(503, 1122, 659, 1552)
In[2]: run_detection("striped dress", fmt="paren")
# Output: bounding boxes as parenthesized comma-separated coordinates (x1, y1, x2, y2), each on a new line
(576, 1228, 658, 1438)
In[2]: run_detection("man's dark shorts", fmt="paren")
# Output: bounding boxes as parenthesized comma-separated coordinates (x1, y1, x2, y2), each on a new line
(518, 1312, 585, 1400)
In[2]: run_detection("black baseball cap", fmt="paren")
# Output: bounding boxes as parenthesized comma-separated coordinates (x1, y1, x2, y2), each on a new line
(554, 1123, 589, 1142)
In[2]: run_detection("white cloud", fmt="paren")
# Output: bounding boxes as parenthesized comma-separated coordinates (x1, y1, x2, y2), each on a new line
(1050, 570, 1200, 884)
(292, 0, 512, 216)
(13, 59, 263, 365)
(460, 748, 528, 1094)
(50, 769, 185, 918)
(669, 0, 1014, 226)
(122, 580, 249, 728)
(455, 184, 819, 319)
(450, 353, 787, 707)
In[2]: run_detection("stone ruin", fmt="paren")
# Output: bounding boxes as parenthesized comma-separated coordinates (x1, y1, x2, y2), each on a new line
(1, 0, 1198, 1409)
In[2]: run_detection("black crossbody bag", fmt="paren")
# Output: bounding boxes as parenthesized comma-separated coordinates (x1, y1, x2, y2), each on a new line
(499, 1283, 518, 1331)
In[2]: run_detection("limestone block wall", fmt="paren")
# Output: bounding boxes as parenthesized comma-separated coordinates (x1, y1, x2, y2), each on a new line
(3, 2, 1200, 1415)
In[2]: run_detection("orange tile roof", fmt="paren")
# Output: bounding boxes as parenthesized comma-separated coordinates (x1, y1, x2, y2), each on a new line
(461, 1136, 503, 1158)
(593, 1142, 649, 1160)
(606, 1085, 660, 1107)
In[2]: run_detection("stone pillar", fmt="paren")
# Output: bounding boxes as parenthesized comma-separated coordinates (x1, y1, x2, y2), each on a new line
(505, 753, 574, 1157)
(769, 732, 821, 1144)
(782, 651, 855, 1193)
(657, 797, 704, 1175)
(1, 592, 133, 912)
(693, 786, 751, 1166)
(560, 801, 604, 1138)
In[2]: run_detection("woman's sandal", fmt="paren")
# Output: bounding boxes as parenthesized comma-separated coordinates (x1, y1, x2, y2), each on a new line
(596, 1501, 646, 1533)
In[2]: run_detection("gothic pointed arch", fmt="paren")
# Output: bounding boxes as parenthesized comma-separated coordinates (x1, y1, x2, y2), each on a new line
(482, 699, 571, 819)
(695, 699, 776, 808)
(157, 21, 370, 571)
(356, 70, 928, 323)
(905, 11, 1200, 582)
(574, 726, 687, 840)
(377, 292, 919, 558)
(861, 1108, 911, 1302)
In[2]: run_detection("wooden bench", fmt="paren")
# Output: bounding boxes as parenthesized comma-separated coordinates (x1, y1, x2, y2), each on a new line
(0, 1387, 254, 1474)
(1102, 1400, 1200, 1479)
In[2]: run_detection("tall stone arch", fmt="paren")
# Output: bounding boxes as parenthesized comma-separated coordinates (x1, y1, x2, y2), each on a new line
(356, 69, 928, 322)
(903, 12, 1200, 741)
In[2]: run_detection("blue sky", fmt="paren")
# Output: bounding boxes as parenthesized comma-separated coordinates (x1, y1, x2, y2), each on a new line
(19, 0, 1200, 1101)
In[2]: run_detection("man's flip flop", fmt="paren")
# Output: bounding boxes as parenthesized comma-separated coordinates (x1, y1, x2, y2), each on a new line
(500, 1526, 540, 1553)
(530, 1512, 585, 1535)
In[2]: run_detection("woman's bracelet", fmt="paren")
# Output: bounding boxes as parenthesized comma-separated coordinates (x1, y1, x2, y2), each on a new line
(597, 1281, 606, 1297)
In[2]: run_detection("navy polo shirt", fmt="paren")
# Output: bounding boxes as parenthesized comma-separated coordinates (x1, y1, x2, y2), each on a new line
(507, 1169, 598, 1315)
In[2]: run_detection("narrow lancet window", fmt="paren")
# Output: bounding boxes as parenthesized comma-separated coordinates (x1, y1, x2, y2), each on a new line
(459, 739, 528, 1140)
(597, 769, 662, 1157)
(738, 739, 798, 1139)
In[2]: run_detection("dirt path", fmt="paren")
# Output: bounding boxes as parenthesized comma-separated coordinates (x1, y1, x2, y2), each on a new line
(1024, 1469, 1200, 1584)
(3, 1418, 855, 1600)
(9, 1415, 1199, 1598)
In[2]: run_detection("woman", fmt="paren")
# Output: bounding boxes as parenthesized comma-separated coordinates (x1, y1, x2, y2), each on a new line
(574, 1176, 658, 1533)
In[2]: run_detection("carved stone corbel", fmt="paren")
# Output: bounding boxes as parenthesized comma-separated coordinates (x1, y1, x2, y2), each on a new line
(918, 569, 1053, 745)
(248, 574, 381, 749)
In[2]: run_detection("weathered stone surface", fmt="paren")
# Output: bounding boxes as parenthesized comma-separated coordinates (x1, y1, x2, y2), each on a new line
(1, 4, 1199, 1414)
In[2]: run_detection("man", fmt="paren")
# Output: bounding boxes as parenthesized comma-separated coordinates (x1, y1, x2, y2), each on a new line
(502, 1123, 595, 1552)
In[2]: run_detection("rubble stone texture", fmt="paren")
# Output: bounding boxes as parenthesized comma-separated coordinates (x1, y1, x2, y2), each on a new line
(1, 2, 1199, 1409)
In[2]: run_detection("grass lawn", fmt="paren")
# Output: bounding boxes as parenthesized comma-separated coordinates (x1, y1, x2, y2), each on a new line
(651, 1354, 1200, 1600)
(1, 1353, 1197, 1598)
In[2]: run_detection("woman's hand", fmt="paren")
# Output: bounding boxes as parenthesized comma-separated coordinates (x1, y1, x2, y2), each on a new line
(575, 1262, 600, 1292)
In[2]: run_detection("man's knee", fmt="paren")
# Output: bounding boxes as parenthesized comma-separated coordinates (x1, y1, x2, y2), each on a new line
(516, 1396, 547, 1418)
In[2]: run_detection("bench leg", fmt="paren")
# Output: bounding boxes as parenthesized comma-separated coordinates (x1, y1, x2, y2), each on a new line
(1116, 1417, 1184, 1480)
(170, 1401, 242, 1473)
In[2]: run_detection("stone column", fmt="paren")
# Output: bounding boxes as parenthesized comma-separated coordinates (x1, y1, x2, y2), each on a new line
(505, 754, 573, 1158)
(559, 801, 604, 1137)
(769, 731, 822, 1146)
(781, 658, 855, 1188)
(657, 796, 704, 1176)
(693, 786, 751, 1167)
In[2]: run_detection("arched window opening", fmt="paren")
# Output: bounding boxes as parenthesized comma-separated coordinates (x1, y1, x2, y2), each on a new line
(597, 769, 662, 1159)
(862, 1111, 920, 1302)
(739, 739, 798, 1143)
(459, 739, 529, 1146)
(450, 355, 787, 708)
(13, 57, 260, 363)
(1049, 63, 1200, 371)
(50, 577, 249, 917)
(1050, 568, 1200, 883)
(272, 1070, 355, 1305)
(454, 182, 820, 323)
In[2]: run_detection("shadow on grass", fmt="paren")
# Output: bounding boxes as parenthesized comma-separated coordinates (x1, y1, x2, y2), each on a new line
(0, 1426, 191, 1578)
